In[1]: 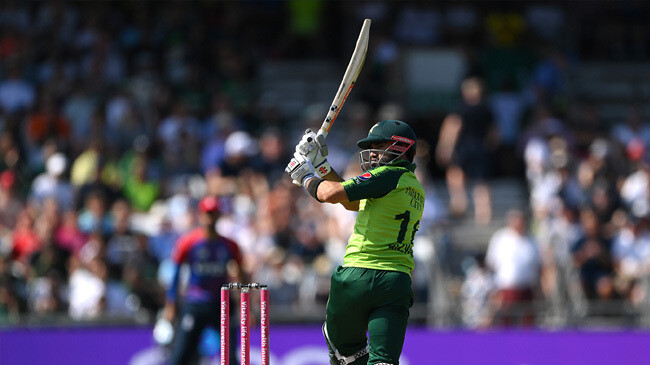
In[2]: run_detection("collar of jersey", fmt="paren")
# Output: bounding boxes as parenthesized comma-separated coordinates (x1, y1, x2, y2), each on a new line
(388, 159, 417, 172)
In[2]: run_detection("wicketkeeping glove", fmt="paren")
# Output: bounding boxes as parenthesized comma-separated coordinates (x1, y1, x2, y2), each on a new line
(295, 129, 331, 177)
(286, 152, 316, 187)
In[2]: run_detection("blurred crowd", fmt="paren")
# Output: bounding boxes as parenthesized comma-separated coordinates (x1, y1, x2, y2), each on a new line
(1, 0, 649, 328)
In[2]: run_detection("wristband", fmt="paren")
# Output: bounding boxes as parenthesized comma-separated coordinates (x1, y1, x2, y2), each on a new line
(305, 177, 325, 202)
(315, 160, 332, 177)
(301, 173, 316, 188)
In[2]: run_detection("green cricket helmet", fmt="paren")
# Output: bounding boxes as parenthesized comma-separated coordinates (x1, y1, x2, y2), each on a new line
(357, 119, 417, 172)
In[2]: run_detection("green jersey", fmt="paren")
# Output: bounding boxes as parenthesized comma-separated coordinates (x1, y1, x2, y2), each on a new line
(341, 160, 425, 275)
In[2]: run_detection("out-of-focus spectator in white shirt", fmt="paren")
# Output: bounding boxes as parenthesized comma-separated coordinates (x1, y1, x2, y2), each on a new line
(486, 209, 542, 327)
(620, 153, 650, 218)
(68, 250, 107, 320)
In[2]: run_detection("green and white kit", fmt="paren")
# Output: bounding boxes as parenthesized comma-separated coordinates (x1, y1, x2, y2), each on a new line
(343, 160, 424, 274)
(325, 159, 425, 365)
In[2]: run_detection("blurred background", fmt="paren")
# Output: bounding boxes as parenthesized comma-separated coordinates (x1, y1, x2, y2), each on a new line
(1, 0, 650, 363)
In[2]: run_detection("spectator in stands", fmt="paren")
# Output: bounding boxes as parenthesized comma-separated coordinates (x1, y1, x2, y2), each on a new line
(538, 200, 587, 320)
(32, 197, 62, 259)
(611, 106, 650, 168)
(11, 209, 41, 264)
(70, 138, 102, 187)
(26, 222, 68, 316)
(201, 94, 240, 176)
(251, 128, 289, 187)
(77, 192, 109, 236)
(486, 209, 542, 327)
(54, 210, 87, 255)
(489, 76, 529, 176)
(148, 215, 180, 265)
(74, 152, 120, 212)
(26, 97, 71, 154)
(122, 154, 159, 212)
(0, 132, 23, 178)
(461, 253, 495, 328)
(0, 170, 23, 232)
(122, 232, 162, 318)
(26, 272, 64, 316)
(30, 152, 75, 211)
(104, 89, 144, 152)
(105, 199, 137, 281)
(157, 99, 202, 176)
(620, 152, 650, 218)
(611, 213, 650, 306)
(61, 82, 98, 154)
(0, 254, 21, 324)
(527, 47, 569, 110)
(436, 76, 496, 224)
(68, 253, 107, 320)
(571, 208, 618, 301)
(0, 61, 35, 115)
(571, 103, 610, 156)
(206, 130, 257, 197)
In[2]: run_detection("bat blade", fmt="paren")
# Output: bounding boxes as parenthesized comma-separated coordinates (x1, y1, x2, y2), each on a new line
(318, 19, 371, 138)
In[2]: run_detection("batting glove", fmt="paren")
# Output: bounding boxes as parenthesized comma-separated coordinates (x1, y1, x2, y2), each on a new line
(295, 129, 331, 177)
(286, 152, 316, 187)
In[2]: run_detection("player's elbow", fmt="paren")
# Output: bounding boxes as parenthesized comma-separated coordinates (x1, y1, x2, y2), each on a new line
(318, 189, 340, 204)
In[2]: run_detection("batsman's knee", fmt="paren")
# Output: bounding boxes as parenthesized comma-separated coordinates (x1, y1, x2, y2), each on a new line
(322, 322, 369, 365)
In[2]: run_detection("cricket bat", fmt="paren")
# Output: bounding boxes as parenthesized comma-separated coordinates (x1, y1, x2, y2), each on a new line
(317, 19, 371, 139)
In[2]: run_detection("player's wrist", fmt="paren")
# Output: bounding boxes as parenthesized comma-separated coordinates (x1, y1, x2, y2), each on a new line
(301, 173, 317, 188)
(305, 176, 325, 202)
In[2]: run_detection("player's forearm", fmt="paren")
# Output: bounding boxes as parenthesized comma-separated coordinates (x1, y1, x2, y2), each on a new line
(307, 178, 359, 211)
(321, 168, 345, 182)
(321, 169, 359, 211)
(166, 263, 181, 303)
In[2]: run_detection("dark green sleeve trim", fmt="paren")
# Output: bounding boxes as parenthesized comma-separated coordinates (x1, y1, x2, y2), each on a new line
(342, 166, 405, 201)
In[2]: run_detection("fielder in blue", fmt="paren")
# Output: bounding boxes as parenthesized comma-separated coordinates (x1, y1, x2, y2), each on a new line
(163, 196, 246, 365)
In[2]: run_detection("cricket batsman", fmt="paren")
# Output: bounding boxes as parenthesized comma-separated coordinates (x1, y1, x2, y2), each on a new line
(286, 119, 425, 365)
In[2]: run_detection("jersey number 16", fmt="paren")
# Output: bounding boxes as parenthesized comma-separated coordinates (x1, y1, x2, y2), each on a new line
(394, 210, 420, 245)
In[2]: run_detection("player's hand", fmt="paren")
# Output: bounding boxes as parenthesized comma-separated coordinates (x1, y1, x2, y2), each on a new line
(296, 128, 318, 156)
(296, 129, 331, 177)
(153, 316, 174, 346)
(286, 152, 316, 186)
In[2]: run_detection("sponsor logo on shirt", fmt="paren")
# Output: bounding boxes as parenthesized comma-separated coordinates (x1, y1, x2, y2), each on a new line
(358, 172, 372, 181)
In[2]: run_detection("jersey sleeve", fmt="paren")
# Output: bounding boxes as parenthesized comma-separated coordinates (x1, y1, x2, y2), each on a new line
(342, 166, 404, 202)
(225, 238, 244, 266)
